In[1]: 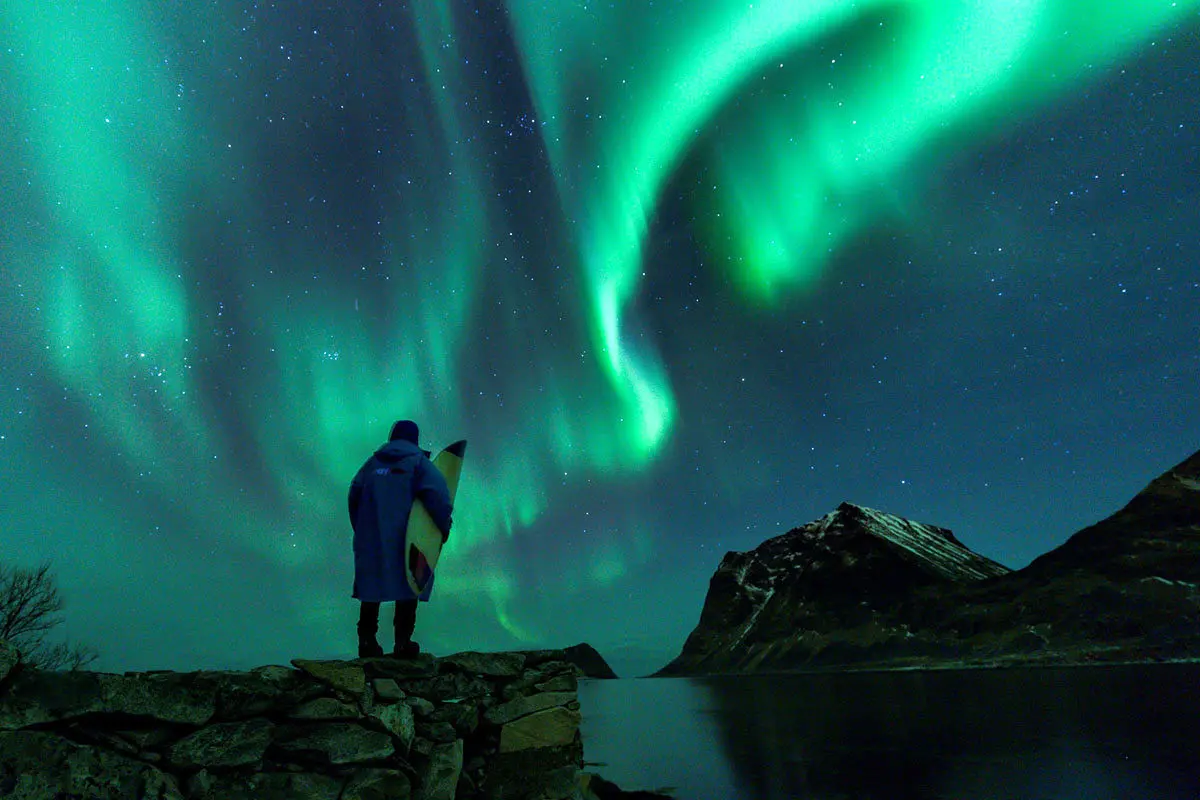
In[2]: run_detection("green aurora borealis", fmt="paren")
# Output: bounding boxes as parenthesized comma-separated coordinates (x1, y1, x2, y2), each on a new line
(2, 1, 1198, 674)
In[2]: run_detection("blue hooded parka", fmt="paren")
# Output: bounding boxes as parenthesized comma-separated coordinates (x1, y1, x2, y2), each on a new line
(349, 439, 453, 603)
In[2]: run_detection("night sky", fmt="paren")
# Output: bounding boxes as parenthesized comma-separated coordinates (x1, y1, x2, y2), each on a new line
(2, 1, 1198, 679)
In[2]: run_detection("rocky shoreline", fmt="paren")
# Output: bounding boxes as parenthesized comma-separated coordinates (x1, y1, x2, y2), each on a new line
(659, 654, 1200, 679)
(0, 640, 669, 800)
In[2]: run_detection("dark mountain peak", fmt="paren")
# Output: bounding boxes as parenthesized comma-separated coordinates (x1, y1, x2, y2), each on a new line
(656, 503, 1007, 675)
(1023, 447, 1200, 582)
(1112, 447, 1200, 528)
(563, 643, 619, 679)
(753, 501, 1009, 583)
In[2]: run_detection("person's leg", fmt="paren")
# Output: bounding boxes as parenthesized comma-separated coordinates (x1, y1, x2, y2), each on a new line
(392, 600, 419, 657)
(357, 601, 384, 658)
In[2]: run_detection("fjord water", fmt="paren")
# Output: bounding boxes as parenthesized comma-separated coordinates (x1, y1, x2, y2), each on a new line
(577, 664, 1200, 799)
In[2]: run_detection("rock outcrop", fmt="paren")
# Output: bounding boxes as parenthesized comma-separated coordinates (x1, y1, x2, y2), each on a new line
(658, 447, 1200, 674)
(562, 644, 618, 679)
(0, 648, 590, 800)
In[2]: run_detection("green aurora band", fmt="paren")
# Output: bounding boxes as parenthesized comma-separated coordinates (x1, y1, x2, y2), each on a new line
(1, 0, 1194, 647)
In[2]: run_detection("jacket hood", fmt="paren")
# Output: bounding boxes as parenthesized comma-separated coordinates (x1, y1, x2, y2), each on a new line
(373, 439, 428, 463)
(376, 438, 434, 462)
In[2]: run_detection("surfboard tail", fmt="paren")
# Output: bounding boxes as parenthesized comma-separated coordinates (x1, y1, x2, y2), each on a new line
(405, 438, 465, 594)
(408, 545, 433, 594)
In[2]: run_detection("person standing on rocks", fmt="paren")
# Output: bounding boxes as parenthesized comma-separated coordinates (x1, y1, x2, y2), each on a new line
(349, 419, 453, 659)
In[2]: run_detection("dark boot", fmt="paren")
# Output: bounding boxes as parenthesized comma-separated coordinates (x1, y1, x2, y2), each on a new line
(391, 600, 419, 658)
(357, 602, 384, 659)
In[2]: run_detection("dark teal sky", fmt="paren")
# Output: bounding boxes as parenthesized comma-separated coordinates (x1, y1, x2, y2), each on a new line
(1, 1, 1197, 677)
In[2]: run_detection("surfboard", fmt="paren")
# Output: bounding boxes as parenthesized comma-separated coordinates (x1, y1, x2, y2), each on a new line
(405, 439, 466, 595)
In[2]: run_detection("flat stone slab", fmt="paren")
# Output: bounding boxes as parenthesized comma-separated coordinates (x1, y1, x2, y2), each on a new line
(361, 654, 438, 680)
(167, 718, 274, 769)
(499, 706, 582, 752)
(289, 697, 360, 720)
(533, 673, 577, 693)
(439, 651, 526, 677)
(290, 660, 366, 695)
(484, 692, 576, 726)
(274, 722, 394, 765)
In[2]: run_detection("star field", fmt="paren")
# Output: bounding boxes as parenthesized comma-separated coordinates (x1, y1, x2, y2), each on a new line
(1, 1, 1197, 677)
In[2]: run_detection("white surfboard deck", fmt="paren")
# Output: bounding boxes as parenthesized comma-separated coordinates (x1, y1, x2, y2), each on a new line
(405, 439, 466, 595)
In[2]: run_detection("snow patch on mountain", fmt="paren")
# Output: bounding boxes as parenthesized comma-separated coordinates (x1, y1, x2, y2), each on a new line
(758, 502, 1008, 583)
(850, 504, 1009, 581)
(729, 586, 775, 650)
(1175, 473, 1200, 492)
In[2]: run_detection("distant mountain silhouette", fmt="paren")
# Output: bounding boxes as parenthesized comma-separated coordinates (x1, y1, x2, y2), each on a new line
(563, 643, 619, 679)
(658, 447, 1200, 675)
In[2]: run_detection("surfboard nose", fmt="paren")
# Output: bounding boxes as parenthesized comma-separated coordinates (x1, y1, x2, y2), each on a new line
(445, 439, 467, 458)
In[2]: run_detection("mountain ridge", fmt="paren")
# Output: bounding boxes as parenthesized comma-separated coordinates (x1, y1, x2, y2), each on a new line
(657, 447, 1200, 676)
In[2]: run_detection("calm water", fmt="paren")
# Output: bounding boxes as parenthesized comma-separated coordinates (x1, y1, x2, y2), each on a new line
(577, 664, 1200, 800)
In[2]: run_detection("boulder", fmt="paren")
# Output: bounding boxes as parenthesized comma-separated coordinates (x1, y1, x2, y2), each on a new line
(533, 672, 578, 693)
(538, 765, 584, 800)
(115, 725, 176, 752)
(206, 666, 326, 720)
(366, 700, 416, 752)
(484, 691, 576, 726)
(362, 654, 438, 679)
(417, 738, 463, 800)
(501, 661, 580, 701)
(103, 673, 218, 724)
(439, 651, 526, 677)
(480, 740, 583, 800)
(166, 718, 274, 769)
(288, 697, 360, 720)
(291, 659, 366, 695)
(511, 649, 571, 668)
(405, 694, 436, 716)
(342, 767, 413, 800)
(0, 730, 183, 799)
(499, 706, 582, 752)
(428, 698, 479, 735)
(188, 767, 342, 800)
(273, 722, 395, 765)
(373, 678, 405, 702)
